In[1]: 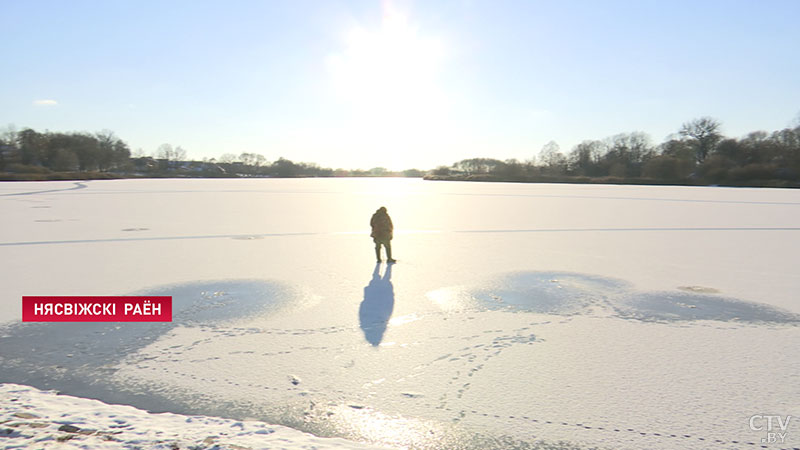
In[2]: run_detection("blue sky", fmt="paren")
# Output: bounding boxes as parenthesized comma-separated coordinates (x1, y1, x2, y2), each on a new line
(2, 0, 799, 170)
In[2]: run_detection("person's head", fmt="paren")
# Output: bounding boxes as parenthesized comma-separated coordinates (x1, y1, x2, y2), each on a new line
(377, 206, 387, 214)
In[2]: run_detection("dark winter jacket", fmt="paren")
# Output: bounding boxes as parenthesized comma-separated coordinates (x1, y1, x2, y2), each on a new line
(370, 210, 393, 241)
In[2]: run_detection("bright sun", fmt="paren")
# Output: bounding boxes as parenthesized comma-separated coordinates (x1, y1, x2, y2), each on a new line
(326, 3, 452, 168)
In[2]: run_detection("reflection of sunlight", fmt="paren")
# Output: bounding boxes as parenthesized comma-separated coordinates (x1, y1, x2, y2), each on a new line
(365, 177, 424, 197)
(388, 313, 421, 326)
(363, 179, 431, 229)
(426, 286, 474, 311)
(328, 404, 454, 448)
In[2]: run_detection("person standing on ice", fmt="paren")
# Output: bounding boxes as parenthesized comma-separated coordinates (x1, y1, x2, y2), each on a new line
(370, 206, 396, 263)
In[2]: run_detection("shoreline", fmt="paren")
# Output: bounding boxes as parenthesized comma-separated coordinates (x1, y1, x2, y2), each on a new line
(2, 172, 798, 189)
(423, 173, 800, 189)
(0, 383, 388, 450)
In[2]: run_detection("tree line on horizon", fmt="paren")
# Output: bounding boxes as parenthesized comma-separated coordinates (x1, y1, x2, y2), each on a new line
(430, 117, 800, 187)
(0, 128, 131, 175)
(2, 117, 799, 186)
(0, 127, 421, 179)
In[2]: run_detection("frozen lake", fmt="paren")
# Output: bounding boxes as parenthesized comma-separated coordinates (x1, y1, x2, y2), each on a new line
(1, 178, 799, 449)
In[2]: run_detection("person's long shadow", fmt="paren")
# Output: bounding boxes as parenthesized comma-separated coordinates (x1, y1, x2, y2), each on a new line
(359, 263, 395, 346)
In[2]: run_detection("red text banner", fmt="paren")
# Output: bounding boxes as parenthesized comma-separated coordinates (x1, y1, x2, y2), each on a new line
(22, 296, 172, 322)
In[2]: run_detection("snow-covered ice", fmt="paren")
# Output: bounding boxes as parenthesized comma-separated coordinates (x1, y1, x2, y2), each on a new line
(0, 383, 389, 449)
(1, 178, 799, 449)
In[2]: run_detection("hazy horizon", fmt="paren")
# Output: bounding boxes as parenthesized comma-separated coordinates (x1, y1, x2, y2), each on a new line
(2, 0, 799, 170)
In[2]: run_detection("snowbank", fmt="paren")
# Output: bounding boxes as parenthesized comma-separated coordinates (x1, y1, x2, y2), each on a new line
(0, 383, 388, 450)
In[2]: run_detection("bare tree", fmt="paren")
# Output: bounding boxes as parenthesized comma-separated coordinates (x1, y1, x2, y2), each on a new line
(174, 146, 187, 161)
(156, 143, 174, 160)
(791, 110, 800, 129)
(539, 141, 566, 169)
(239, 152, 255, 166)
(218, 153, 238, 164)
(155, 143, 185, 170)
(253, 154, 268, 167)
(679, 117, 722, 163)
(569, 140, 604, 175)
(0, 124, 19, 170)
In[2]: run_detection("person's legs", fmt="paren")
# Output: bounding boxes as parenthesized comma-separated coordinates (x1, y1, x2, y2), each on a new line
(385, 241, 396, 263)
(374, 239, 394, 263)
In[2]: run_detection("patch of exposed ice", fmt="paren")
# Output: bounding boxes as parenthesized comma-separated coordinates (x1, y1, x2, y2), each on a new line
(427, 271, 800, 324)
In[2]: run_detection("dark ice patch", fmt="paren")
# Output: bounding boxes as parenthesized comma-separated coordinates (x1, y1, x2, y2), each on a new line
(470, 272, 626, 314)
(429, 271, 799, 325)
(0, 279, 306, 394)
(139, 279, 304, 326)
(428, 272, 626, 314)
(614, 291, 800, 323)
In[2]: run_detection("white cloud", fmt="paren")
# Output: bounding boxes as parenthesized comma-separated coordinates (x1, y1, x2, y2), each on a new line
(33, 99, 58, 106)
